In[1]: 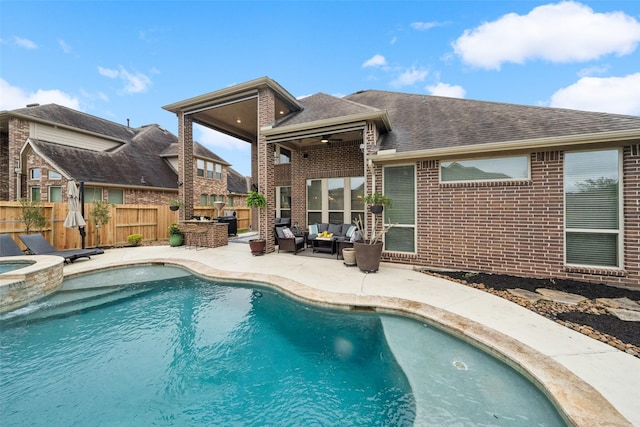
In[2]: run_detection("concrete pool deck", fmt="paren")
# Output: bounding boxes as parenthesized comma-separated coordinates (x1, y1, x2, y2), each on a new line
(62, 242, 640, 426)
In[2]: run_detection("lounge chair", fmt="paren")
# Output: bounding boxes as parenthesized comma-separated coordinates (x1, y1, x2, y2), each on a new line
(18, 233, 104, 263)
(0, 234, 25, 256)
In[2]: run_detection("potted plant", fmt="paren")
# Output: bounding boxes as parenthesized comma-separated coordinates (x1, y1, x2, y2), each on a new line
(169, 199, 183, 211)
(363, 192, 392, 214)
(246, 190, 267, 255)
(168, 223, 183, 247)
(352, 208, 393, 273)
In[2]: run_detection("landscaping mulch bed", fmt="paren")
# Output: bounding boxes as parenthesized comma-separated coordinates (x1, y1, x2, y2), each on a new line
(421, 271, 640, 358)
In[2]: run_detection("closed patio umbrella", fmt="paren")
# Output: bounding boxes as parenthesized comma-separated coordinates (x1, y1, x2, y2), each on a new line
(64, 181, 86, 229)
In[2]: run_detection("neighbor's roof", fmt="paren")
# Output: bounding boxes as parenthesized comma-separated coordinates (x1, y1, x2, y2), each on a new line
(29, 124, 179, 188)
(226, 166, 248, 194)
(343, 90, 640, 153)
(160, 142, 231, 166)
(3, 103, 136, 143)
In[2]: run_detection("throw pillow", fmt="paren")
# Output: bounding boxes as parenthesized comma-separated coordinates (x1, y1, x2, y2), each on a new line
(345, 225, 356, 238)
(309, 224, 318, 235)
(283, 227, 295, 238)
(328, 223, 342, 235)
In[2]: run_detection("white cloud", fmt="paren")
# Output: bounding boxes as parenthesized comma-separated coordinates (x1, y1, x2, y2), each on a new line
(426, 82, 466, 98)
(411, 21, 449, 31)
(196, 126, 250, 151)
(14, 36, 37, 50)
(58, 39, 71, 53)
(0, 79, 80, 110)
(453, 1, 640, 70)
(577, 64, 610, 77)
(98, 65, 152, 94)
(362, 54, 387, 68)
(390, 66, 429, 87)
(549, 73, 640, 115)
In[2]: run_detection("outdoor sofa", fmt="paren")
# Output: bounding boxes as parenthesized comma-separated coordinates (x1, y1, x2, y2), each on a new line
(306, 222, 358, 248)
(18, 233, 104, 263)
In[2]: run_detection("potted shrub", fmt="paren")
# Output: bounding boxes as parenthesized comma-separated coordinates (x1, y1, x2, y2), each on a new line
(169, 199, 183, 211)
(352, 208, 393, 273)
(246, 190, 267, 255)
(168, 223, 183, 247)
(363, 192, 392, 214)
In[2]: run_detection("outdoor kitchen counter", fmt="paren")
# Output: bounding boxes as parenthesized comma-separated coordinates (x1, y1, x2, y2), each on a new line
(179, 220, 228, 248)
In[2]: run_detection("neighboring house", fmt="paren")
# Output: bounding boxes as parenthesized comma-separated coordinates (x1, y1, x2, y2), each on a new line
(164, 77, 640, 288)
(0, 104, 248, 209)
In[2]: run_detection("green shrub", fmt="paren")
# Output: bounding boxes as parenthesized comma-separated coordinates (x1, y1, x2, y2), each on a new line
(127, 234, 143, 246)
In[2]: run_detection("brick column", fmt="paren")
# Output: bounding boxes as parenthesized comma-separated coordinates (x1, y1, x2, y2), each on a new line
(364, 121, 380, 240)
(257, 88, 276, 253)
(178, 113, 194, 221)
(8, 118, 30, 201)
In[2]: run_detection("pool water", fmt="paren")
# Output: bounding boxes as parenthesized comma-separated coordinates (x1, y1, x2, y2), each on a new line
(0, 261, 33, 274)
(0, 267, 565, 426)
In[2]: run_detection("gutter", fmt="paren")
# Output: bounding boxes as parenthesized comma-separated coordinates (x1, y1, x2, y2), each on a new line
(261, 110, 392, 140)
(369, 129, 640, 163)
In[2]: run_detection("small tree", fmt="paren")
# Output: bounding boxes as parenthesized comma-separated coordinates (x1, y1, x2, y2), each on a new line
(18, 198, 46, 234)
(90, 200, 113, 247)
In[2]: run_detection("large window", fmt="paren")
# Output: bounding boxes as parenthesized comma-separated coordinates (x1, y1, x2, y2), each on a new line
(108, 189, 124, 204)
(274, 145, 291, 164)
(30, 186, 41, 201)
(384, 165, 415, 253)
(307, 177, 364, 225)
(441, 156, 528, 182)
(207, 162, 214, 179)
(30, 168, 41, 180)
(200, 194, 208, 206)
(49, 186, 62, 202)
(276, 186, 291, 219)
(197, 159, 205, 177)
(565, 150, 621, 268)
(83, 187, 103, 202)
(215, 164, 222, 180)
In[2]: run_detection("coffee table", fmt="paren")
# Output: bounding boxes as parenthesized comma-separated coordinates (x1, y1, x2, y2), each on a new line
(312, 237, 336, 254)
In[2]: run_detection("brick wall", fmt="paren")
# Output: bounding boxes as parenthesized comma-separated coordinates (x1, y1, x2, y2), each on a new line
(382, 147, 639, 288)
(290, 140, 364, 229)
(8, 118, 30, 201)
(0, 131, 9, 200)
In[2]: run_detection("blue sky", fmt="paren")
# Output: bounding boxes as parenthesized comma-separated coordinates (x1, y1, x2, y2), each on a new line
(2, 1, 639, 177)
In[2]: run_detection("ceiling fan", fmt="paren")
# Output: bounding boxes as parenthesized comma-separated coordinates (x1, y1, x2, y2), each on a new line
(314, 134, 342, 145)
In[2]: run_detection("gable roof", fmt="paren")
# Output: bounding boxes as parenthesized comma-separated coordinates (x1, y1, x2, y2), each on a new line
(226, 166, 248, 194)
(343, 90, 640, 154)
(3, 103, 136, 143)
(29, 124, 179, 188)
(8, 104, 246, 193)
(275, 93, 381, 127)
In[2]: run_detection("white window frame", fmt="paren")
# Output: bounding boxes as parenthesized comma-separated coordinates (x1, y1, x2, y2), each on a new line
(206, 162, 214, 179)
(306, 177, 364, 224)
(107, 188, 124, 204)
(276, 186, 291, 219)
(196, 159, 205, 177)
(30, 168, 41, 180)
(274, 144, 291, 165)
(564, 149, 623, 269)
(383, 164, 417, 254)
(440, 155, 530, 183)
(215, 163, 222, 180)
(49, 186, 62, 202)
(48, 170, 62, 180)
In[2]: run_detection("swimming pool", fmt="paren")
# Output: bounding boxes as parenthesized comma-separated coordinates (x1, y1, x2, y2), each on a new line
(0, 266, 565, 426)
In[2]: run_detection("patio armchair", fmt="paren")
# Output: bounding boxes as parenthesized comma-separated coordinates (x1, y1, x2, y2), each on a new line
(274, 226, 304, 254)
(18, 233, 104, 263)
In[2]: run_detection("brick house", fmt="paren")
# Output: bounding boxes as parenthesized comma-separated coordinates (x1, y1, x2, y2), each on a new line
(165, 77, 640, 289)
(0, 104, 248, 209)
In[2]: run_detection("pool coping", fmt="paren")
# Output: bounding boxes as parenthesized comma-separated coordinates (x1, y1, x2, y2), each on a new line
(61, 250, 636, 427)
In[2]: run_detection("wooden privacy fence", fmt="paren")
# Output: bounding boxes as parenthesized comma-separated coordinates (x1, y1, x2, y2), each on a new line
(0, 202, 250, 251)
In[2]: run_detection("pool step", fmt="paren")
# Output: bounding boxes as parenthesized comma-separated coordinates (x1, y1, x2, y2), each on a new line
(0, 286, 152, 324)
